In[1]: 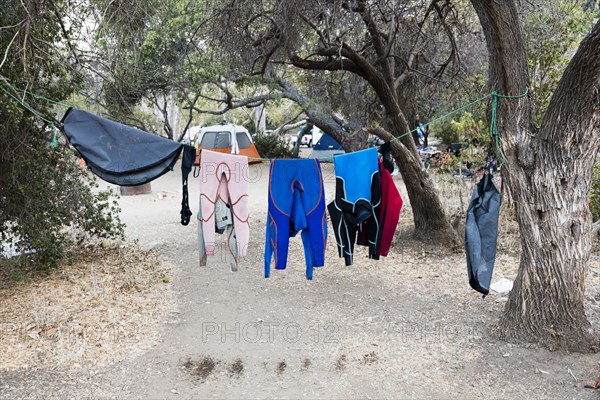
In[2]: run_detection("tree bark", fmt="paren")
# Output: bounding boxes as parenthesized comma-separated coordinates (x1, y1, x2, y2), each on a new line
(471, 0, 600, 351)
(291, 122, 313, 158)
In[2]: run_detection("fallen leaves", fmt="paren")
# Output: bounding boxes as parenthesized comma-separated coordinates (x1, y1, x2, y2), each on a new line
(0, 242, 175, 370)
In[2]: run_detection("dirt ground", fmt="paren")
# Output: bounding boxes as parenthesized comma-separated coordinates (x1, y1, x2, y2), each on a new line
(2, 156, 600, 399)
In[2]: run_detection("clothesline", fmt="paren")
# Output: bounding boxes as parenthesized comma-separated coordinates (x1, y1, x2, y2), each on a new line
(1, 80, 524, 286)
(1, 79, 528, 165)
(243, 90, 502, 162)
(1, 84, 60, 148)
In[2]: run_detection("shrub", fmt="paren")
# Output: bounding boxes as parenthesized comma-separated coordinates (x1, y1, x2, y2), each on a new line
(1, 1, 124, 270)
(431, 111, 487, 147)
(0, 118, 125, 270)
(252, 134, 294, 159)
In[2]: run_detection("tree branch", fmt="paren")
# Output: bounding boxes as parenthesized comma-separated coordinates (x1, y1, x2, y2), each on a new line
(356, 0, 395, 83)
(431, 0, 460, 78)
(288, 54, 363, 75)
(0, 28, 20, 71)
(49, 0, 80, 64)
(191, 91, 284, 115)
(272, 117, 306, 136)
(177, 93, 200, 142)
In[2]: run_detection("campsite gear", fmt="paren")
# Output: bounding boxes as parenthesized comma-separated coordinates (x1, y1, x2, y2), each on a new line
(180, 144, 196, 226)
(198, 150, 250, 265)
(465, 173, 500, 296)
(291, 124, 319, 148)
(328, 148, 381, 266)
(309, 132, 345, 161)
(265, 159, 327, 280)
(416, 122, 426, 147)
(198, 198, 238, 271)
(191, 123, 261, 165)
(61, 107, 183, 186)
(373, 159, 402, 257)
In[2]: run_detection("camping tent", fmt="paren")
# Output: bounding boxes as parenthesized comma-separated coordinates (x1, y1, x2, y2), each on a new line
(191, 123, 262, 164)
(309, 133, 345, 161)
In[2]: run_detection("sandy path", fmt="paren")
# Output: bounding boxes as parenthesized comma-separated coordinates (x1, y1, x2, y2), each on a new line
(2, 160, 600, 399)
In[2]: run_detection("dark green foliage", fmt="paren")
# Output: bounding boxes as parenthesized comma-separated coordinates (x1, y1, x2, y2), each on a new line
(252, 134, 293, 159)
(523, 0, 597, 123)
(0, 0, 124, 270)
(0, 112, 125, 270)
(431, 111, 488, 147)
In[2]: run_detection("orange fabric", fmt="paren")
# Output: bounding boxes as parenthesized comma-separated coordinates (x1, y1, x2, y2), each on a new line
(194, 144, 262, 165)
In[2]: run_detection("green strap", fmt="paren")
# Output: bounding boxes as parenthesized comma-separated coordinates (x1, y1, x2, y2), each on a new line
(3, 80, 70, 107)
(489, 88, 529, 169)
(387, 92, 495, 145)
(1, 83, 62, 149)
(1, 86, 56, 125)
(2, 79, 529, 164)
(51, 123, 58, 148)
(249, 92, 498, 162)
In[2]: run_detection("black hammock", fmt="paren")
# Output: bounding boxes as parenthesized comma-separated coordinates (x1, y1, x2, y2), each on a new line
(61, 107, 183, 186)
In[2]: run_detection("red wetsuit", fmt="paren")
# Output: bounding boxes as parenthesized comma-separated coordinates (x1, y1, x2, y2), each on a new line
(376, 159, 402, 256)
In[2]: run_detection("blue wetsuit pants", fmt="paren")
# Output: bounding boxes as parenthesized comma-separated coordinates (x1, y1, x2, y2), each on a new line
(265, 159, 327, 280)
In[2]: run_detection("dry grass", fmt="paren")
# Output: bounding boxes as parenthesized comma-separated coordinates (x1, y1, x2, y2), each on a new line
(0, 242, 175, 370)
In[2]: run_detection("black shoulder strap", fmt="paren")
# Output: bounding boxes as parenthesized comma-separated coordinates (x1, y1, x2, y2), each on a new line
(180, 145, 196, 225)
(379, 141, 394, 174)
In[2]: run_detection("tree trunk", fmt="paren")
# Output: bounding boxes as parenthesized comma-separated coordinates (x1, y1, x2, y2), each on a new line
(291, 123, 313, 158)
(365, 70, 457, 244)
(471, 0, 600, 351)
(395, 76, 418, 140)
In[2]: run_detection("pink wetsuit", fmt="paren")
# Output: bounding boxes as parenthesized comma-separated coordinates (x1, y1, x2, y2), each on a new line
(199, 150, 250, 263)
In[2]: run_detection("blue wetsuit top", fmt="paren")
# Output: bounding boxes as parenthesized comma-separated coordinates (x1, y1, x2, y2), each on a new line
(328, 147, 381, 266)
(333, 147, 379, 204)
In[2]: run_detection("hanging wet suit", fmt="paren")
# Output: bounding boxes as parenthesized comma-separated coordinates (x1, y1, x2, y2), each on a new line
(358, 159, 403, 258)
(198, 150, 250, 270)
(328, 147, 381, 266)
(465, 172, 500, 296)
(61, 107, 183, 186)
(265, 159, 327, 280)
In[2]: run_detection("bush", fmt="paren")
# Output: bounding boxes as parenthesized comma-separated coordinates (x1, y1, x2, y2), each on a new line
(252, 134, 294, 159)
(0, 117, 125, 270)
(1, 1, 124, 270)
(431, 111, 487, 146)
